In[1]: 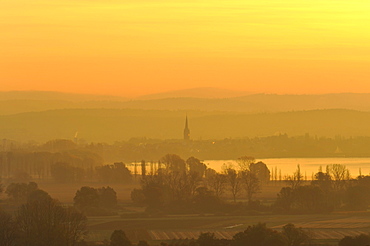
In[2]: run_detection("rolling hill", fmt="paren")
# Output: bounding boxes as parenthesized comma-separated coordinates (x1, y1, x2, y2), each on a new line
(0, 108, 369, 142)
(2, 91, 370, 115)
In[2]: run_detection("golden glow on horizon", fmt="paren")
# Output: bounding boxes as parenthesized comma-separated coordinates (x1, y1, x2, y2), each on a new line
(1, 0, 370, 96)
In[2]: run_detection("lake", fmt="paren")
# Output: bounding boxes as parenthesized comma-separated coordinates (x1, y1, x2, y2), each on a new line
(204, 158, 370, 179)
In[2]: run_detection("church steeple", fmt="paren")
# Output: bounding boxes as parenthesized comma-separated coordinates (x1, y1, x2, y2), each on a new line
(184, 115, 190, 140)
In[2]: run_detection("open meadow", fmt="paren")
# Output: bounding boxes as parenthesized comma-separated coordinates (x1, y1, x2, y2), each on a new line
(85, 212, 370, 244)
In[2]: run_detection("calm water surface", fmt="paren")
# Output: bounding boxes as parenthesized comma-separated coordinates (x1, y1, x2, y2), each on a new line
(204, 158, 370, 178)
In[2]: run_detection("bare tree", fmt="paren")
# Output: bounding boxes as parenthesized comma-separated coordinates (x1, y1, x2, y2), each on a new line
(242, 171, 260, 203)
(161, 154, 186, 173)
(236, 156, 255, 171)
(16, 199, 87, 246)
(326, 164, 349, 191)
(0, 210, 17, 246)
(282, 223, 310, 246)
(110, 230, 131, 246)
(165, 172, 191, 201)
(224, 168, 243, 203)
(311, 170, 332, 192)
(63, 207, 88, 246)
(187, 171, 202, 198)
(285, 165, 304, 190)
(186, 157, 207, 177)
(207, 173, 227, 198)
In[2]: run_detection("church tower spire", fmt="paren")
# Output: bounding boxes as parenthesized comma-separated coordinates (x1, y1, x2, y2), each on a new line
(184, 115, 190, 140)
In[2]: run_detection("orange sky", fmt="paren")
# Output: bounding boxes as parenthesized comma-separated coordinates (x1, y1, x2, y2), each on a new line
(1, 0, 370, 97)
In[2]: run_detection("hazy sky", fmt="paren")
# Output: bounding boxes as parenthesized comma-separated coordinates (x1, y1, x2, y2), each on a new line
(1, 0, 370, 96)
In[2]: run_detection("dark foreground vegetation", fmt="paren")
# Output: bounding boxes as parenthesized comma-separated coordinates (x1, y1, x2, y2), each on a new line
(0, 196, 87, 246)
(2, 200, 370, 246)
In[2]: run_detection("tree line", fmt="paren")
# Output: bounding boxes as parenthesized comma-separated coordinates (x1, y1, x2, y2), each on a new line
(0, 148, 103, 180)
(130, 154, 370, 215)
(130, 155, 270, 214)
(5, 135, 370, 166)
(0, 183, 87, 246)
(0, 179, 122, 245)
(275, 164, 370, 213)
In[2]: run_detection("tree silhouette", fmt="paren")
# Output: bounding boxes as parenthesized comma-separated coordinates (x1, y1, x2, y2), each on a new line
(74, 186, 100, 209)
(6, 182, 38, 202)
(110, 230, 131, 246)
(16, 199, 87, 246)
(285, 165, 303, 190)
(233, 223, 287, 246)
(224, 168, 242, 203)
(242, 171, 260, 203)
(250, 161, 270, 184)
(339, 234, 370, 246)
(161, 154, 186, 173)
(281, 223, 309, 246)
(197, 232, 219, 246)
(98, 186, 117, 209)
(236, 156, 255, 171)
(137, 241, 150, 246)
(27, 189, 52, 203)
(186, 157, 206, 177)
(0, 210, 17, 246)
(0, 180, 3, 194)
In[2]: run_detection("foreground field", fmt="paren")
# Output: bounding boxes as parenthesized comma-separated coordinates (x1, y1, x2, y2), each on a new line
(86, 212, 370, 243)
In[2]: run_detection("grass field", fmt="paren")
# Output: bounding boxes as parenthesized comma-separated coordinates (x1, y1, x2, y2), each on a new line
(86, 212, 370, 243)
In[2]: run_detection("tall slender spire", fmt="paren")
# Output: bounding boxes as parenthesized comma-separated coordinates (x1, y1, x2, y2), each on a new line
(184, 115, 190, 140)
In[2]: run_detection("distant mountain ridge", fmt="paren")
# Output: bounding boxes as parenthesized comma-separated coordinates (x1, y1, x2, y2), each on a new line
(2, 91, 370, 115)
(136, 87, 251, 99)
(0, 88, 248, 101)
(0, 91, 128, 101)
